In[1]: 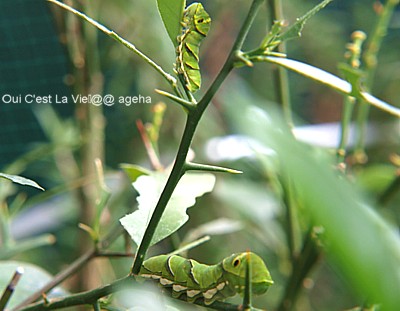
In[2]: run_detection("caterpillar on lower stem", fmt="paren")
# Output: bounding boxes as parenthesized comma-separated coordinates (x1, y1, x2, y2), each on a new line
(138, 252, 273, 305)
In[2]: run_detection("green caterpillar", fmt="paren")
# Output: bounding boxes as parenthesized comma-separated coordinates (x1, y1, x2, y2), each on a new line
(139, 252, 273, 305)
(175, 2, 211, 93)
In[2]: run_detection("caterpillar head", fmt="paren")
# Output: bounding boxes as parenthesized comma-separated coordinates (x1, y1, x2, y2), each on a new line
(222, 252, 273, 296)
(185, 3, 211, 36)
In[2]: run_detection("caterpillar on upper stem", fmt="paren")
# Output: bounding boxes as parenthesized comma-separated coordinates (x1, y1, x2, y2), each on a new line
(175, 3, 211, 94)
(138, 252, 273, 305)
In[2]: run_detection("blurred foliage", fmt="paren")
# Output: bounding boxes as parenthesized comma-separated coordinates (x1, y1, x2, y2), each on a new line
(0, 0, 399, 310)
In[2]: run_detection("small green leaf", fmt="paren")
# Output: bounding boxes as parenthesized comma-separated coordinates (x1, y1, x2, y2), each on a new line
(120, 164, 151, 183)
(120, 171, 216, 246)
(0, 261, 68, 308)
(278, 0, 333, 42)
(157, 0, 185, 47)
(0, 173, 44, 191)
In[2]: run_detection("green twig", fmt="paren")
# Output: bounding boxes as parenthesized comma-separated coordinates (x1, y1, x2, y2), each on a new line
(17, 277, 131, 311)
(130, 0, 266, 275)
(267, 0, 293, 128)
(46, 0, 177, 87)
(93, 300, 101, 311)
(280, 175, 299, 262)
(337, 31, 367, 164)
(354, 0, 400, 158)
(18, 274, 247, 311)
(13, 225, 124, 310)
(0, 268, 24, 310)
(155, 89, 196, 111)
(184, 162, 242, 174)
(242, 252, 253, 309)
(259, 56, 400, 117)
(277, 228, 321, 311)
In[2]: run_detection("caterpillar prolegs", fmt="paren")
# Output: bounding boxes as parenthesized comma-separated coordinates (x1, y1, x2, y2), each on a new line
(138, 252, 273, 305)
(175, 3, 211, 93)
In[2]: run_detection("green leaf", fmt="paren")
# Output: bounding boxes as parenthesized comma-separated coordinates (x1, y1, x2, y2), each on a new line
(278, 0, 333, 42)
(355, 164, 397, 194)
(0, 261, 68, 308)
(157, 0, 185, 47)
(119, 164, 151, 183)
(235, 104, 400, 310)
(264, 56, 400, 117)
(0, 173, 44, 191)
(120, 171, 215, 246)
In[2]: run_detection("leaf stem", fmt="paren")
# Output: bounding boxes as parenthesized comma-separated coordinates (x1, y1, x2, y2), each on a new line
(130, 0, 266, 275)
(184, 162, 242, 174)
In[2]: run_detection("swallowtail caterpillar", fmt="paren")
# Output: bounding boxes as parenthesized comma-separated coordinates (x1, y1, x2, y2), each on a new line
(138, 252, 273, 305)
(175, 2, 211, 93)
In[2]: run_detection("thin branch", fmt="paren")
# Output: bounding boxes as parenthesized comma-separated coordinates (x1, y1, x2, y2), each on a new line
(130, 0, 266, 275)
(354, 0, 400, 155)
(17, 277, 131, 311)
(0, 268, 24, 310)
(136, 120, 163, 171)
(197, 0, 265, 115)
(46, 0, 176, 87)
(267, 0, 293, 128)
(260, 56, 400, 117)
(277, 228, 321, 311)
(13, 225, 124, 310)
(155, 89, 196, 111)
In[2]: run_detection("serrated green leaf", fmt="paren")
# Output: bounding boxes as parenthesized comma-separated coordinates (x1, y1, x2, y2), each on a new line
(120, 171, 215, 246)
(278, 0, 333, 42)
(119, 164, 151, 183)
(157, 0, 185, 47)
(0, 173, 44, 191)
(0, 261, 68, 308)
